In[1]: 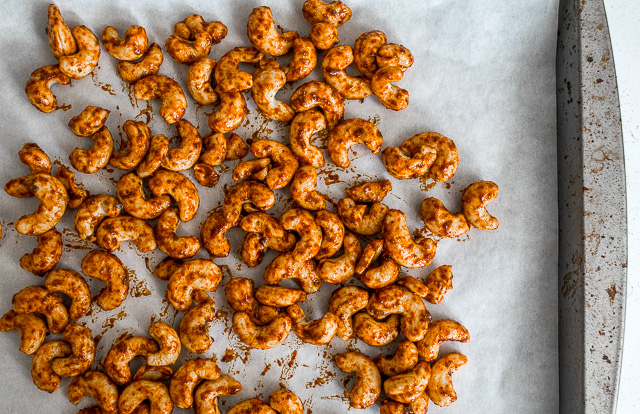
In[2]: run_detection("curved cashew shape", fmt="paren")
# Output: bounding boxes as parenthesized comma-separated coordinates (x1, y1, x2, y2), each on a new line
(102, 26, 148, 61)
(170, 358, 222, 409)
(155, 207, 201, 259)
(0, 310, 46, 354)
(194, 163, 220, 187)
(377, 43, 414, 71)
(290, 81, 344, 129)
(375, 340, 419, 377)
(223, 180, 275, 223)
(382, 210, 437, 268)
(289, 109, 326, 168)
(421, 197, 469, 238)
(384, 361, 431, 404)
(397, 266, 453, 305)
(69, 106, 110, 137)
(229, 398, 277, 414)
(224, 278, 279, 326)
(367, 285, 431, 342)
(194, 376, 243, 414)
(200, 132, 227, 167)
(323, 46, 372, 99)
(188, 57, 218, 105)
(426, 353, 467, 407)
(232, 311, 292, 349)
(302, 0, 352, 26)
(146, 321, 180, 367)
(95, 215, 157, 252)
(134, 75, 187, 124)
(240, 231, 295, 268)
(118, 43, 163, 84)
(200, 211, 238, 258)
(280, 208, 322, 262)
(59, 26, 100, 79)
(233, 158, 271, 181)
(328, 118, 383, 167)
(31, 340, 71, 392)
(247, 7, 298, 56)
(104, 336, 159, 386)
(353, 312, 400, 346)
(117, 172, 170, 220)
(174, 15, 228, 44)
(284, 37, 317, 83)
(250, 139, 299, 189)
(327, 286, 370, 341)
(75, 194, 122, 241)
(354, 31, 387, 79)
(47, 5, 76, 59)
(81, 250, 129, 310)
(110, 120, 151, 170)
(355, 239, 399, 289)
(25, 65, 71, 113)
(56, 164, 88, 208)
(372, 66, 409, 111)
(149, 169, 199, 221)
(399, 132, 459, 182)
(269, 389, 304, 414)
(255, 285, 307, 307)
(252, 58, 295, 122)
(180, 301, 215, 353)
(416, 320, 470, 361)
(381, 145, 437, 180)
(164, 120, 204, 171)
(317, 233, 362, 284)
(12, 285, 69, 333)
(214, 47, 263, 92)
(20, 227, 62, 276)
(119, 380, 173, 414)
(50, 323, 95, 377)
(335, 352, 380, 409)
(70, 127, 114, 174)
(167, 259, 223, 311)
(287, 304, 338, 345)
(19, 142, 51, 174)
(137, 134, 169, 178)
(226, 133, 249, 160)
(134, 365, 174, 382)
(68, 370, 119, 414)
(337, 197, 389, 236)
(44, 269, 92, 320)
(461, 181, 499, 230)
(208, 85, 249, 133)
(314, 209, 344, 259)
(346, 179, 392, 204)
(165, 31, 212, 65)
(291, 166, 325, 211)
(310, 22, 339, 50)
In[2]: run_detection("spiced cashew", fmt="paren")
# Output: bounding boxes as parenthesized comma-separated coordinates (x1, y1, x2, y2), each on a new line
(334, 352, 381, 409)
(12, 285, 69, 334)
(353, 312, 400, 346)
(283, 37, 317, 83)
(117, 172, 170, 220)
(291, 166, 325, 211)
(208, 86, 249, 133)
(224, 277, 279, 326)
(187, 57, 218, 105)
(69, 106, 110, 137)
(396, 265, 454, 304)
(247, 7, 298, 56)
(374, 340, 419, 377)
(20, 227, 62, 276)
(44, 268, 92, 320)
(322, 46, 372, 99)
(47, 5, 76, 59)
(119, 380, 173, 414)
(155, 207, 201, 259)
(280, 208, 323, 262)
(81, 251, 129, 311)
(0, 310, 46, 355)
(250, 139, 299, 189)
(371, 66, 409, 111)
(317, 232, 361, 284)
(137, 134, 169, 178)
(167, 259, 223, 311)
(382, 210, 437, 268)
(327, 286, 368, 340)
(337, 197, 389, 236)
(75, 194, 122, 241)
(104, 336, 159, 386)
(302, 0, 352, 26)
(328, 118, 383, 167)
(461, 181, 499, 230)
(426, 353, 467, 407)
(147, 321, 181, 367)
(399, 132, 459, 182)
(287, 304, 338, 345)
(95, 215, 157, 252)
(194, 376, 243, 414)
(68, 370, 119, 414)
(251, 58, 295, 122)
(346, 179, 392, 204)
(110, 120, 151, 171)
(232, 311, 291, 349)
(70, 127, 114, 174)
(31, 340, 71, 392)
(118, 43, 163, 84)
(180, 301, 215, 353)
(149, 169, 200, 221)
(223, 180, 275, 223)
(367, 285, 431, 342)
(310, 23, 339, 50)
(415, 320, 470, 361)
(25, 65, 71, 113)
(200, 211, 238, 258)
(289, 109, 326, 168)
(102, 26, 148, 61)
(383, 361, 431, 404)
(214, 47, 263, 92)
(59, 26, 101, 79)
(290, 81, 344, 129)
(50, 323, 95, 378)
(134, 75, 187, 124)
(354, 31, 387, 79)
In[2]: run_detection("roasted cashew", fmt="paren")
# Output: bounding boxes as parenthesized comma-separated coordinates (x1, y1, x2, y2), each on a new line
(70, 127, 114, 174)
(310, 23, 339, 50)
(328, 118, 383, 167)
(322, 46, 372, 100)
(251, 58, 295, 122)
(290, 81, 344, 129)
(383, 210, 437, 268)
(69, 106, 110, 137)
(269, 389, 304, 414)
(317, 233, 362, 284)
(161, 120, 203, 171)
(229, 398, 277, 414)
(47, 4, 76, 59)
(20, 227, 62, 276)
(174, 14, 228, 44)
(353, 312, 400, 346)
(326, 286, 368, 341)
(0, 310, 46, 355)
(280, 208, 322, 262)
(19, 143, 51, 174)
(134, 75, 187, 124)
(44, 269, 92, 320)
(377, 43, 414, 72)
(355, 239, 399, 289)
(153, 257, 183, 281)
(75, 194, 122, 241)
(345, 179, 391, 204)
(59, 26, 100, 79)
(167, 259, 222, 311)
(384, 361, 431, 404)
(240, 231, 297, 268)
(284, 37, 317, 83)
(144, 322, 180, 367)
(371, 66, 409, 111)
(240, 212, 284, 238)
(289, 109, 326, 168)
(250, 139, 299, 189)
(247, 7, 298, 56)
(302, 0, 352, 26)
(194, 163, 220, 187)
(199, 132, 226, 167)
(263, 253, 320, 292)
(180, 301, 215, 354)
(81, 250, 128, 311)
(194, 376, 242, 414)
(381, 145, 437, 180)
(31, 340, 71, 392)
(12, 285, 69, 333)
(232, 158, 271, 181)
(50, 323, 95, 377)
(25, 64, 71, 113)
(110, 120, 151, 170)
(149, 169, 199, 221)
(232, 311, 291, 349)
(104, 336, 159, 386)
(381, 393, 430, 414)
(334, 352, 380, 409)
(200, 211, 238, 258)
(208, 86, 248, 133)
(119, 380, 173, 414)
(102, 26, 148, 61)
(118, 43, 163, 84)
(68, 370, 119, 414)
(399, 132, 459, 182)
(291, 166, 325, 211)
(223, 180, 275, 223)
(397, 266, 453, 305)
(367, 285, 431, 342)
(133, 365, 174, 382)
(226, 133, 249, 160)
(426, 353, 467, 407)
(155, 207, 201, 259)
(188, 57, 218, 105)
(337, 197, 388, 236)
(461, 181, 499, 230)
(214, 47, 263, 92)
(354, 31, 387, 79)
(255, 285, 307, 307)
(117, 172, 170, 220)
(166, 31, 212, 65)
(56, 164, 89, 208)
(95, 215, 157, 252)
(420, 197, 469, 238)
(224, 278, 279, 326)
(287, 304, 338, 345)
(375, 339, 419, 377)
(170, 358, 221, 409)
(416, 320, 470, 362)
(137, 134, 169, 178)
(314, 209, 343, 259)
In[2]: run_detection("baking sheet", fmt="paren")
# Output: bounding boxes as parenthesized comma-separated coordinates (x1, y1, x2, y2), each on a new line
(0, 0, 560, 412)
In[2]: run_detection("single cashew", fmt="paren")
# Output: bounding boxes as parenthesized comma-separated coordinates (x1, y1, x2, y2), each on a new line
(12, 285, 69, 333)
(310, 22, 339, 50)
(165, 31, 212, 65)
(110, 120, 152, 170)
(384, 361, 431, 404)
(250, 139, 299, 189)
(155, 208, 201, 259)
(70, 127, 114, 174)
(50, 323, 95, 378)
(69, 106, 110, 137)
(214, 47, 263, 92)
(399, 132, 459, 182)
(381, 145, 436, 180)
(232, 311, 291, 349)
(290, 81, 344, 129)
(95, 215, 157, 252)
(44, 269, 92, 320)
(208, 85, 249, 133)
(354, 31, 387, 79)
(68, 370, 119, 414)
(346, 179, 392, 204)
(0, 310, 46, 355)
(240, 231, 297, 267)
(146, 321, 180, 367)
(148, 169, 199, 221)
(420, 197, 469, 238)
(290, 166, 325, 211)
(232, 158, 271, 181)
(226, 133, 249, 160)
(240, 212, 284, 238)
(75, 194, 122, 241)
(119, 380, 173, 414)
(180, 301, 215, 354)
(376, 43, 414, 72)
(314, 210, 343, 259)
(247, 6, 298, 56)
(255, 286, 307, 307)
(170, 358, 222, 409)
(18, 143, 51, 174)
(198, 132, 224, 167)
(375, 340, 419, 377)
(355, 239, 399, 289)
(355, 238, 383, 274)
(337, 197, 389, 236)
(167, 259, 222, 311)
(194, 376, 243, 414)
(223, 180, 275, 223)
(322, 46, 372, 100)
(288, 110, 326, 167)
(353, 312, 400, 346)
(317, 233, 362, 284)
(20, 227, 62, 276)
(229, 398, 277, 414)
(133, 365, 174, 382)
(326, 286, 368, 341)
(134, 75, 187, 124)
(399, 265, 454, 304)
(367, 285, 431, 342)
(188, 57, 218, 105)
(382, 210, 437, 268)
(118, 43, 163, 84)
(269, 389, 304, 414)
(416, 320, 470, 362)
(302, 0, 352, 26)
(174, 15, 228, 44)
(200, 211, 238, 258)
(251, 58, 295, 122)
(334, 352, 380, 409)
(426, 353, 467, 407)
(287, 304, 338, 345)
(461, 181, 499, 230)
(224, 278, 279, 326)
(194, 163, 220, 187)
(104, 336, 159, 386)
(263, 252, 321, 293)
(164, 120, 205, 171)
(117, 173, 170, 220)
(137, 135, 169, 178)
(81, 250, 129, 311)
(371, 66, 409, 111)
(284, 37, 317, 83)
(25, 65, 71, 113)
(47, 4, 76, 59)
(280, 208, 323, 261)
(31, 340, 71, 392)
(102, 26, 148, 61)
(59, 26, 101, 79)
(153, 257, 183, 281)
(328, 118, 383, 167)
(56, 164, 89, 208)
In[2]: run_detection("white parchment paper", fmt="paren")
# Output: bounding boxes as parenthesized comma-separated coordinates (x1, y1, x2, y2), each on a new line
(0, 0, 559, 412)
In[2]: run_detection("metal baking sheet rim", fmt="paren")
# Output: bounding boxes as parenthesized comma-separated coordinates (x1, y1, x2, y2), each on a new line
(557, 0, 628, 413)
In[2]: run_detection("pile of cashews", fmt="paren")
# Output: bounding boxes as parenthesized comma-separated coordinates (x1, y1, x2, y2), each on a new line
(2, 1, 502, 412)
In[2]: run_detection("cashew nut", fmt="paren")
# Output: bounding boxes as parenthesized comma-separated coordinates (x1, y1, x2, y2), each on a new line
(354, 31, 387, 79)
(59, 26, 100, 79)
(232, 158, 271, 182)
(232, 311, 291, 349)
(290, 81, 344, 129)
(288, 109, 326, 168)
(280, 208, 322, 262)
(81, 250, 129, 311)
(146, 321, 180, 367)
(323, 46, 372, 100)
(383, 361, 431, 404)
(188, 57, 218, 105)
(247, 7, 298, 56)
(334, 352, 380, 409)
(200, 211, 238, 258)
(153, 257, 183, 281)
(133, 365, 174, 382)
(165, 31, 212, 66)
(398, 265, 453, 304)
(461, 181, 499, 230)
(75, 194, 122, 241)
(12, 285, 69, 333)
(355, 239, 399, 289)
(31, 340, 71, 392)
(47, 4, 76, 59)
(250, 139, 299, 189)
(226, 133, 249, 160)
(251, 58, 295, 122)
(374, 339, 419, 377)
(376, 43, 414, 72)
(224, 278, 279, 326)
(317, 232, 362, 284)
(17, 143, 51, 175)
(0, 310, 46, 355)
(167, 259, 223, 311)
(137, 135, 169, 178)
(50, 323, 95, 377)
(155, 207, 201, 259)
(240, 231, 297, 268)
(381, 145, 436, 180)
(175, 14, 228, 44)
(56, 164, 89, 208)
(208, 85, 249, 133)
(371, 66, 409, 111)
(310, 23, 339, 50)
(180, 301, 215, 354)
(345, 180, 391, 204)
(313, 210, 343, 259)
(402, 132, 459, 182)
(170, 358, 222, 409)
(420, 197, 469, 238)
(44, 268, 92, 320)
(134, 75, 187, 124)
(426, 353, 467, 407)
(381, 393, 430, 414)
(68, 370, 119, 414)
(382, 210, 437, 268)
(240, 212, 284, 238)
(69, 106, 110, 137)
(290, 166, 325, 211)
(25, 64, 71, 113)
(119, 380, 173, 414)
(353, 312, 400, 346)
(269, 389, 304, 414)
(416, 320, 470, 362)
(367, 285, 431, 342)
(214, 47, 263, 92)
(284, 37, 317, 83)
(302, 0, 352, 26)
(194, 163, 220, 187)
(229, 398, 277, 414)
(255, 285, 307, 307)
(198, 132, 224, 167)
(148, 169, 199, 221)
(104, 335, 159, 386)
(328, 118, 383, 167)
(20, 227, 62, 276)
(95, 215, 157, 252)
(194, 376, 243, 414)
(117, 172, 170, 220)
(70, 127, 114, 174)
(110, 120, 152, 170)
(337, 197, 388, 236)
(326, 286, 368, 341)
(118, 43, 163, 84)
(287, 304, 338, 345)
(223, 180, 275, 223)
(102, 26, 148, 61)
